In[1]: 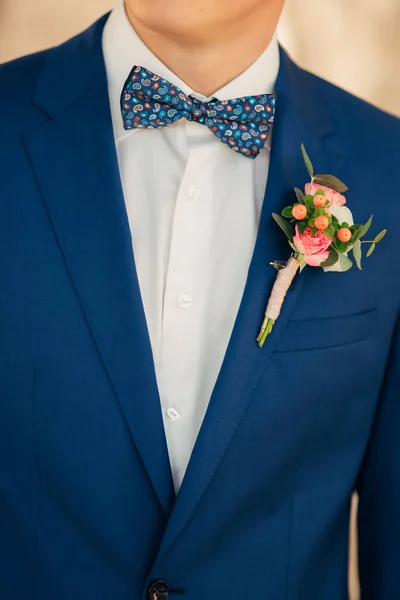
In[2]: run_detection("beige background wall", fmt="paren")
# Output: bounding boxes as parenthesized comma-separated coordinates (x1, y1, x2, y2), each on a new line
(279, 0, 400, 117)
(0, 0, 399, 117)
(1, 1, 398, 599)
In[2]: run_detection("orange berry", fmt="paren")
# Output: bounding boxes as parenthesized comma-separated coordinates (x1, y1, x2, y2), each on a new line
(337, 227, 352, 242)
(313, 194, 326, 207)
(315, 215, 329, 230)
(324, 209, 331, 217)
(292, 204, 307, 220)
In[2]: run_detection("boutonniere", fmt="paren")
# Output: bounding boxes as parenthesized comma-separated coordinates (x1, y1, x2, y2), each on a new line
(257, 144, 386, 348)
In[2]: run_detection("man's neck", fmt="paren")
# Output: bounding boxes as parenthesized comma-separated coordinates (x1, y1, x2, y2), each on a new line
(124, 2, 281, 97)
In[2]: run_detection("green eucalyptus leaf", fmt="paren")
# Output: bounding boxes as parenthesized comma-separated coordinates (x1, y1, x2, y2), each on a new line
(321, 247, 339, 268)
(312, 174, 348, 193)
(339, 254, 353, 272)
(310, 227, 319, 236)
(304, 195, 315, 209)
(360, 215, 374, 237)
(297, 253, 306, 272)
(297, 220, 308, 235)
(294, 187, 305, 205)
(366, 242, 376, 257)
(352, 239, 362, 270)
(374, 229, 387, 244)
(281, 206, 294, 218)
(350, 225, 362, 243)
(301, 143, 314, 178)
(314, 207, 326, 217)
(324, 226, 335, 238)
(353, 215, 374, 242)
(334, 238, 349, 253)
(272, 212, 294, 241)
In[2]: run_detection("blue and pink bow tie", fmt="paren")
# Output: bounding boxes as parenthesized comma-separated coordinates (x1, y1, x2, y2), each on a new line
(121, 65, 276, 159)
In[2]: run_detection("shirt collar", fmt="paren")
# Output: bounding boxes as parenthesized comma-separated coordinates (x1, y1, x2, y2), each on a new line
(102, 0, 280, 142)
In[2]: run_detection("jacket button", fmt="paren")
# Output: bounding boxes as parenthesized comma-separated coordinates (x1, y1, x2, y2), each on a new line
(148, 580, 169, 600)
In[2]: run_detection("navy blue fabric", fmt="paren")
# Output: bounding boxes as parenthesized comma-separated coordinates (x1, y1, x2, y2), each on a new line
(0, 13, 399, 600)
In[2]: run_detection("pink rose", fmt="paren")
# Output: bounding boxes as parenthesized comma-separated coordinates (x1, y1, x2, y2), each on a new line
(293, 225, 332, 267)
(303, 250, 330, 266)
(305, 182, 346, 207)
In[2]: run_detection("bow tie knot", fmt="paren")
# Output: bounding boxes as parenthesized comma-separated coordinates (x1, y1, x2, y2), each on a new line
(186, 98, 209, 124)
(121, 65, 276, 159)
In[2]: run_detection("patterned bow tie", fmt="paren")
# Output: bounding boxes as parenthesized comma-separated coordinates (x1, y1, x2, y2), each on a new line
(121, 65, 276, 159)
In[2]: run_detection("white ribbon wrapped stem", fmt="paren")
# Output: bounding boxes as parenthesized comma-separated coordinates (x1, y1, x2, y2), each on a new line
(265, 257, 300, 321)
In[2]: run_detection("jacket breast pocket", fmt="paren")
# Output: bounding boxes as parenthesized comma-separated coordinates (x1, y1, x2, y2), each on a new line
(274, 308, 377, 353)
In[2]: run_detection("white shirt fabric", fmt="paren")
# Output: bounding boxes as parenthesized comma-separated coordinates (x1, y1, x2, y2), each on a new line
(102, 0, 280, 493)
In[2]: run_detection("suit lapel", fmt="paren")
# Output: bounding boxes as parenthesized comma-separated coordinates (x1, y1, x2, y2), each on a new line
(24, 16, 175, 516)
(154, 49, 343, 558)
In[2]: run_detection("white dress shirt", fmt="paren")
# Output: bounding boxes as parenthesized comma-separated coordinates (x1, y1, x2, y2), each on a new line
(102, 0, 280, 493)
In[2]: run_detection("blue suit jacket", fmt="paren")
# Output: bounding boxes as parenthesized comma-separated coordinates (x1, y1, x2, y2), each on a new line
(0, 14, 399, 600)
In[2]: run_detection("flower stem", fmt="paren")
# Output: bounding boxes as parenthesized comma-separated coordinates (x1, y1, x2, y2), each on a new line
(257, 318, 274, 347)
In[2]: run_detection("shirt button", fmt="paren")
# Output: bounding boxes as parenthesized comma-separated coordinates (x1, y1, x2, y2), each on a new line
(177, 293, 193, 308)
(165, 407, 181, 422)
(188, 186, 200, 199)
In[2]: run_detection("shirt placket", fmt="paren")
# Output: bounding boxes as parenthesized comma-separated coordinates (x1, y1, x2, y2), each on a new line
(157, 119, 215, 491)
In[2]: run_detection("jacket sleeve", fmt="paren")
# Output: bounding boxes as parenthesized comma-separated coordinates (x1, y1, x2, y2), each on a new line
(356, 312, 400, 598)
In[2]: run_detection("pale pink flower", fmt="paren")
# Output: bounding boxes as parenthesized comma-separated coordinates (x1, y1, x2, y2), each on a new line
(305, 182, 346, 207)
(304, 250, 330, 266)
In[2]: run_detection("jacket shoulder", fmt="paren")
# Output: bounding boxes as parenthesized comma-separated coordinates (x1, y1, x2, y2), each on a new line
(304, 68, 400, 160)
(0, 15, 109, 138)
(0, 49, 50, 134)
